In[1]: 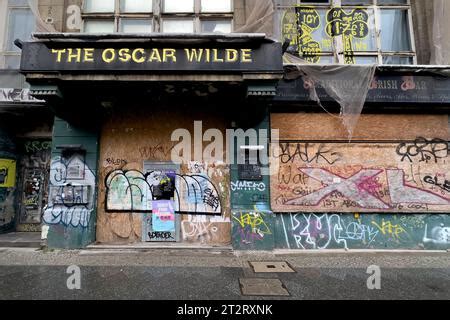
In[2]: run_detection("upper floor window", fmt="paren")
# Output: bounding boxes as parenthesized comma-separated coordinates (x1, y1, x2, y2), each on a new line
(277, 0, 416, 65)
(82, 0, 233, 34)
(0, 0, 35, 69)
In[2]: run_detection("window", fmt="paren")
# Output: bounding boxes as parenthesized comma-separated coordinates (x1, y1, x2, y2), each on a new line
(278, 0, 416, 65)
(84, 20, 115, 33)
(121, 0, 153, 13)
(1, 0, 35, 69)
(162, 19, 194, 33)
(201, 20, 233, 33)
(120, 19, 153, 33)
(163, 0, 194, 13)
(201, 0, 233, 13)
(84, 0, 115, 13)
(82, 0, 233, 34)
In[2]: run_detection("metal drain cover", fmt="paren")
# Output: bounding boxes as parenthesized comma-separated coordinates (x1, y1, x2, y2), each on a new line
(249, 261, 295, 273)
(240, 278, 290, 296)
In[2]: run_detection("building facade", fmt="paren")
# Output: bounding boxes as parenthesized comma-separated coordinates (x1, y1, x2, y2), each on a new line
(1, 0, 449, 250)
(0, 0, 54, 234)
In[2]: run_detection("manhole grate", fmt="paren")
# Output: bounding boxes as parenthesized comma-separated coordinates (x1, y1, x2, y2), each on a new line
(239, 278, 290, 296)
(249, 261, 295, 273)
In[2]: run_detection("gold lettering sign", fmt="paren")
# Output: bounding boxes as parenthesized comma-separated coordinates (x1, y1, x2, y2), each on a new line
(50, 48, 253, 64)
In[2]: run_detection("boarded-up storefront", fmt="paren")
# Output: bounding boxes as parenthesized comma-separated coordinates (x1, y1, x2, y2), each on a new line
(270, 113, 450, 250)
(271, 114, 450, 213)
(97, 107, 232, 245)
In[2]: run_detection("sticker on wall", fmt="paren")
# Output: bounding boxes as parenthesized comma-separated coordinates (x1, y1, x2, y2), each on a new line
(282, 6, 371, 64)
(0, 159, 16, 188)
(63, 154, 85, 180)
(295, 6, 322, 63)
(152, 171, 176, 201)
(325, 8, 369, 64)
(152, 200, 175, 232)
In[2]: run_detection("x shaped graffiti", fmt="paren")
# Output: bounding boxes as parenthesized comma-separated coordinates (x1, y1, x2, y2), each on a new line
(285, 168, 390, 209)
(285, 168, 450, 209)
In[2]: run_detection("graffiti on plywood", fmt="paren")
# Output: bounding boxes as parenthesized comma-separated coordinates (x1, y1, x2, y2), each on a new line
(396, 137, 448, 163)
(272, 142, 450, 213)
(181, 215, 220, 243)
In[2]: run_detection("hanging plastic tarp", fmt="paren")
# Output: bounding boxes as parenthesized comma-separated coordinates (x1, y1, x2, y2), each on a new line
(283, 59, 376, 141)
(430, 0, 450, 65)
(233, 0, 275, 36)
(275, 1, 377, 140)
(410, 0, 450, 65)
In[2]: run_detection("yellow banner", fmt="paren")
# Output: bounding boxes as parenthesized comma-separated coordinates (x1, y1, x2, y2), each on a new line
(0, 159, 16, 188)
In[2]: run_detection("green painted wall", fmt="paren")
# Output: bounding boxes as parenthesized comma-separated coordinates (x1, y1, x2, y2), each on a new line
(232, 211, 274, 250)
(274, 213, 450, 250)
(45, 117, 99, 249)
(230, 113, 274, 250)
(230, 113, 271, 209)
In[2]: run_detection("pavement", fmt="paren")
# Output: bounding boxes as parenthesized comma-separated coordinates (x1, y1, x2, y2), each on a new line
(0, 248, 449, 300)
(0, 232, 41, 248)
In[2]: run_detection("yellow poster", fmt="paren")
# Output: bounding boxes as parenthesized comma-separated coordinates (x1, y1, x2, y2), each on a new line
(0, 159, 16, 188)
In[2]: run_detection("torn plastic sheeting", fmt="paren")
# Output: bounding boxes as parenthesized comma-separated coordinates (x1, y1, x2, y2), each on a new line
(430, 0, 450, 65)
(411, 0, 450, 65)
(284, 59, 376, 141)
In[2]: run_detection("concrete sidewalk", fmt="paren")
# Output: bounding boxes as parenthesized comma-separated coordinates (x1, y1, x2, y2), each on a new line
(0, 248, 449, 300)
(0, 247, 448, 269)
(0, 233, 41, 248)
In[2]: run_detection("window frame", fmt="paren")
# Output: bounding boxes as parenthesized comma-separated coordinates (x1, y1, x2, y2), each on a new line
(1, 0, 34, 69)
(81, 0, 234, 34)
(278, 0, 417, 65)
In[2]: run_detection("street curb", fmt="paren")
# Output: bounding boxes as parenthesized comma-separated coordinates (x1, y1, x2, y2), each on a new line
(273, 249, 449, 255)
(86, 244, 233, 251)
(0, 241, 41, 248)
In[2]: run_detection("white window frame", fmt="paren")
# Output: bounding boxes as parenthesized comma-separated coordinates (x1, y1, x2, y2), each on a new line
(82, 0, 234, 34)
(278, 0, 417, 65)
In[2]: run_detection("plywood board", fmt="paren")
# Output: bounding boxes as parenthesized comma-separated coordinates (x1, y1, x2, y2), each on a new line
(271, 141, 450, 213)
(271, 113, 450, 141)
(97, 106, 231, 245)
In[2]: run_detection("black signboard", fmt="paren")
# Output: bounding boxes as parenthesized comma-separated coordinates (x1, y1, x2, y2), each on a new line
(238, 164, 263, 181)
(20, 41, 282, 74)
(275, 75, 450, 104)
